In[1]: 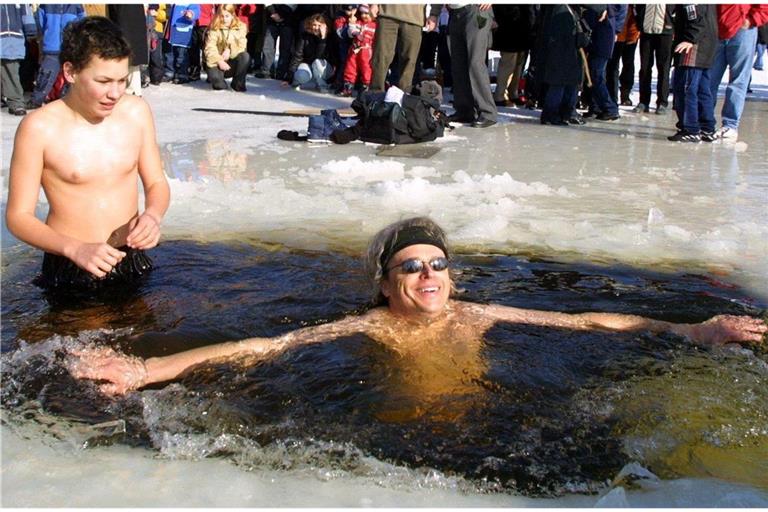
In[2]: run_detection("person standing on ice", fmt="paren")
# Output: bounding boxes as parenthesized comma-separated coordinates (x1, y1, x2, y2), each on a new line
(69, 217, 766, 396)
(338, 4, 377, 97)
(5, 16, 170, 292)
(667, 4, 718, 143)
(708, 4, 768, 142)
(445, 4, 498, 128)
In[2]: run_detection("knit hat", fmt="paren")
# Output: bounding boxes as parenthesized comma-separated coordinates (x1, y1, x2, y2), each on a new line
(357, 4, 370, 14)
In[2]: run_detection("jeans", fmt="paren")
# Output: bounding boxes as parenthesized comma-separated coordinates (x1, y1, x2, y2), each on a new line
(672, 66, 715, 134)
(30, 53, 60, 105)
(709, 27, 758, 130)
(541, 84, 577, 122)
(756, 42, 766, 69)
(588, 55, 618, 115)
(164, 44, 190, 80)
(292, 59, 333, 89)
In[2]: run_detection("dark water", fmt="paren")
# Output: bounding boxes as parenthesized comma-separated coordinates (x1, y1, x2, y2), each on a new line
(2, 239, 766, 496)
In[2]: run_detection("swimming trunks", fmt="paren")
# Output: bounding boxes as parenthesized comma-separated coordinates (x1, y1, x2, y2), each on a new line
(36, 246, 153, 291)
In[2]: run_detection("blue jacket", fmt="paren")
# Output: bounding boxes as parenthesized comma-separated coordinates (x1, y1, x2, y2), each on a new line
(36, 4, 85, 54)
(0, 4, 36, 59)
(167, 4, 199, 47)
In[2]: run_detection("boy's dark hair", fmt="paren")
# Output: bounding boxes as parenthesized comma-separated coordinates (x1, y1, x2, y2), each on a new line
(59, 16, 132, 71)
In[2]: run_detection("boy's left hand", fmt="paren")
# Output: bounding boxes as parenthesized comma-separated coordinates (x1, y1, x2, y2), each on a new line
(126, 212, 161, 249)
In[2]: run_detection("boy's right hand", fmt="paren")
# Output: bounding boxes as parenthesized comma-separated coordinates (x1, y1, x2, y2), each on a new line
(68, 242, 126, 278)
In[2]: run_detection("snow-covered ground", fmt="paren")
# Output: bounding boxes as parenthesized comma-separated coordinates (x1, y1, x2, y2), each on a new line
(2, 57, 767, 506)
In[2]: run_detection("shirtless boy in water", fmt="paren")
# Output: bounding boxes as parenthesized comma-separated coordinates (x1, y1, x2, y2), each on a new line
(6, 17, 169, 289)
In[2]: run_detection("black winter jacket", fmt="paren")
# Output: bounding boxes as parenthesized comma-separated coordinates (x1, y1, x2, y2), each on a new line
(286, 30, 338, 83)
(672, 4, 718, 69)
(491, 4, 537, 53)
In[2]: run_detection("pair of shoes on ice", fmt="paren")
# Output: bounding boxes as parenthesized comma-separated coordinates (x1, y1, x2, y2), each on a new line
(632, 103, 650, 113)
(668, 130, 717, 143)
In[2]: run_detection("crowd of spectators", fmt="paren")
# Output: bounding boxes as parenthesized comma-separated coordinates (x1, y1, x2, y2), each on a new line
(1, 4, 767, 141)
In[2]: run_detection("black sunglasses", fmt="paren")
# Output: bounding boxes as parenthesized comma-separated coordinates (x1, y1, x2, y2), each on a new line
(386, 257, 450, 274)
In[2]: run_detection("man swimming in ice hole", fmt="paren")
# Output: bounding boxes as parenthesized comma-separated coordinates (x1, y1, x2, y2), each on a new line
(69, 217, 767, 395)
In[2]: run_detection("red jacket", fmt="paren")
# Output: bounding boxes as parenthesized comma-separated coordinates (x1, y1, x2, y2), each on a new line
(236, 4, 259, 30)
(716, 4, 768, 40)
(197, 4, 215, 27)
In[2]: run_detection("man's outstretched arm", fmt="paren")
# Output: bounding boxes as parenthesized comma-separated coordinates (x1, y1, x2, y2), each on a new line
(484, 304, 767, 346)
(68, 313, 376, 394)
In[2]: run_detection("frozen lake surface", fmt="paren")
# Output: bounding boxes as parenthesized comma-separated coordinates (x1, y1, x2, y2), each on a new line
(2, 66, 768, 507)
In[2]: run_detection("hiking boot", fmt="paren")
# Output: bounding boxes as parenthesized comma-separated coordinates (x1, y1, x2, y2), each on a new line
(715, 126, 738, 142)
(667, 130, 700, 143)
(582, 109, 598, 118)
(632, 103, 649, 113)
(25, 100, 42, 110)
(567, 115, 586, 125)
(700, 131, 717, 143)
(8, 106, 26, 116)
(655, 105, 667, 115)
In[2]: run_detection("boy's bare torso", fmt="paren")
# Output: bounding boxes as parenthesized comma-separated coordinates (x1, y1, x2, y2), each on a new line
(36, 97, 145, 247)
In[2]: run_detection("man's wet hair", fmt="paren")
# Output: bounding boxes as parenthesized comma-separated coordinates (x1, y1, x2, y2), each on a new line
(59, 16, 132, 71)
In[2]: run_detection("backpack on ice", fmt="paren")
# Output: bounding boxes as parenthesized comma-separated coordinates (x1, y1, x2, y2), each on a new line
(346, 91, 448, 145)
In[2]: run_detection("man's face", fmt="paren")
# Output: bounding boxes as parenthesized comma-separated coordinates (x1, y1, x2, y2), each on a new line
(64, 56, 130, 119)
(380, 244, 451, 319)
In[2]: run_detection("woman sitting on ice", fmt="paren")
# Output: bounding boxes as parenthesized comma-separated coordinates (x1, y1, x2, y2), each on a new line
(283, 13, 337, 93)
(204, 4, 249, 92)
(70, 217, 766, 395)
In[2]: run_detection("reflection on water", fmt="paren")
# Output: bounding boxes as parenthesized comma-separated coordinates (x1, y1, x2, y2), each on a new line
(1, 240, 766, 496)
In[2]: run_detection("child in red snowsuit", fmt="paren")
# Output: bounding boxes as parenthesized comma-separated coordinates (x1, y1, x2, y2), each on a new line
(339, 4, 376, 96)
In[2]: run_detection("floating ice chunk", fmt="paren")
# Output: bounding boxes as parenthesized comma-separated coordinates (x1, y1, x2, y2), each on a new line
(663, 225, 692, 242)
(647, 207, 665, 227)
(734, 141, 748, 152)
(595, 486, 629, 507)
(453, 216, 509, 240)
(409, 166, 438, 178)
